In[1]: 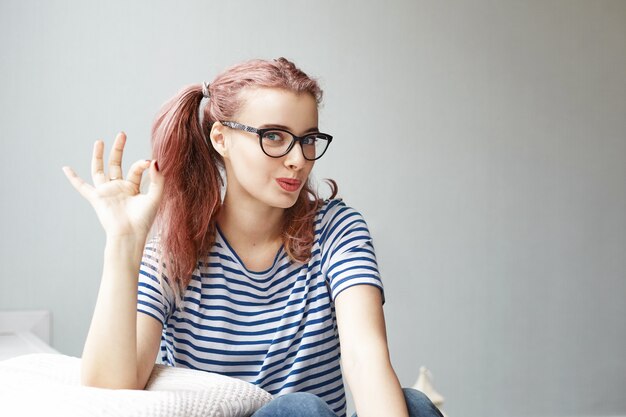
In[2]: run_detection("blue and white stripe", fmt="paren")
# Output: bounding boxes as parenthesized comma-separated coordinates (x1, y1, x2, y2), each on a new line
(137, 199, 383, 417)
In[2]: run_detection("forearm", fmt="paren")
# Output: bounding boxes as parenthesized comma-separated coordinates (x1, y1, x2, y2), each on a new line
(81, 235, 147, 389)
(344, 355, 409, 417)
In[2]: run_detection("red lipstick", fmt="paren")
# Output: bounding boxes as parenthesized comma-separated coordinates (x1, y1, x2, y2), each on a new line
(276, 178, 302, 192)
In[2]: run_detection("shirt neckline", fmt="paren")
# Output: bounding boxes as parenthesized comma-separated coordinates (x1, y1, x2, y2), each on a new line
(215, 224, 285, 279)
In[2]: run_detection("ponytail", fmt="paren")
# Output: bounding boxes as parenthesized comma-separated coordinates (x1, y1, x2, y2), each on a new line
(150, 85, 223, 295)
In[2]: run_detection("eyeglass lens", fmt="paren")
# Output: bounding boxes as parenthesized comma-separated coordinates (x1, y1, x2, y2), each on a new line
(261, 130, 329, 160)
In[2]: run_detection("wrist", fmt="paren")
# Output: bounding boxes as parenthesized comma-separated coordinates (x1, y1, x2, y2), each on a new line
(104, 234, 148, 258)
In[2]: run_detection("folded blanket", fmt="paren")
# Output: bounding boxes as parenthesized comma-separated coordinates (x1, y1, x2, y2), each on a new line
(0, 353, 273, 417)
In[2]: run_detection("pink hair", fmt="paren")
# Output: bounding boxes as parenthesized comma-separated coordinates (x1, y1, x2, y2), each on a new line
(150, 57, 337, 294)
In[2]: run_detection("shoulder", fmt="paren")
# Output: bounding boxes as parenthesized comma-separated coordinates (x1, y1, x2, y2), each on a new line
(315, 198, 372, 245)
(316, 198, 366, 223)
(145, 234, 161, 249)
(140, 235, 161, 263)
(139, 233, 181, 304)
(139, 234, 173, 289)
(140, 234, 167, 265)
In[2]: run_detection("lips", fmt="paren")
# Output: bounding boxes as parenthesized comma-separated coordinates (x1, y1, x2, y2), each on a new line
(276, 178, 302, 192)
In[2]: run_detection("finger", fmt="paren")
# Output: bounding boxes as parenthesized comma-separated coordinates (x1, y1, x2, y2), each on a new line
(126, 159, 152, 190)
(146, 160, 165, 203)
(107, 132, 126, 181)
(91, 140, 106, 186)
(62, 166, 96, 204)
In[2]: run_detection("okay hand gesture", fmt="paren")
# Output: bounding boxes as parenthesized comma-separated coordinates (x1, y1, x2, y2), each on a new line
(62, 132, 164, 239)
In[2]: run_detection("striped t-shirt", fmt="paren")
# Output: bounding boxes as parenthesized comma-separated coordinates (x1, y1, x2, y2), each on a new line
(137, 198, 384, 417)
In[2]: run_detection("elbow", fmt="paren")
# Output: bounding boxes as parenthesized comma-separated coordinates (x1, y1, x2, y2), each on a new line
(342, 343, 392, 375)
(80, 365, 142, 390)
(80, 376, 141, 391)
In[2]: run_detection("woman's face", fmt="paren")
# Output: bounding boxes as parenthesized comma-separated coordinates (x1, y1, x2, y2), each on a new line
(213, 87, 318, 210)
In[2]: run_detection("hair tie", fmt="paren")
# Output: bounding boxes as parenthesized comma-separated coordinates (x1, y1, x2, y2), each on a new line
(202, 82, 211, 99)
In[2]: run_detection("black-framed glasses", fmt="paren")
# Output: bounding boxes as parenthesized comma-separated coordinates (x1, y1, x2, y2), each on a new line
(220, 121, 333, 161)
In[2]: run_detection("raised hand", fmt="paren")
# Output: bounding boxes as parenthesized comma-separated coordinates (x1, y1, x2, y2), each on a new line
(62, 132, 164, 239)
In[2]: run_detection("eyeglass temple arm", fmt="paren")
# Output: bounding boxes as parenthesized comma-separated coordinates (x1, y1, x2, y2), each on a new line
(221, 121, 260, 134)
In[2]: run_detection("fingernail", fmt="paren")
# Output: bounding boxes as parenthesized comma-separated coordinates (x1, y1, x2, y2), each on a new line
(155, 161, 160, 172)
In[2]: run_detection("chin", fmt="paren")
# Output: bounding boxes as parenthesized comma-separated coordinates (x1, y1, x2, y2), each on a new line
(270, 192, 301, 209)
(275, 197, 299, 210)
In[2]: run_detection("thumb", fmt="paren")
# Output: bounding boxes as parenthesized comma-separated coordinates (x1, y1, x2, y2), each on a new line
(147, 160, 164, 203)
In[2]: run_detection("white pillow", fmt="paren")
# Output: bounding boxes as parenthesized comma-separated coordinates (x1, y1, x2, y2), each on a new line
(0, 353, 273, 417)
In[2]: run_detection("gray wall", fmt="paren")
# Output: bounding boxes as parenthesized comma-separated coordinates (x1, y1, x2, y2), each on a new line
(1, 1, 624, 416)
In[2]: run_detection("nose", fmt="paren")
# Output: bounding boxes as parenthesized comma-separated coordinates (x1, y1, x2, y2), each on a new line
(284, 140, 307, 170)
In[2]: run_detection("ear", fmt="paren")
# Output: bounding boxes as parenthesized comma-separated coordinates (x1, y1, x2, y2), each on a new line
(209, 121, 228, 158)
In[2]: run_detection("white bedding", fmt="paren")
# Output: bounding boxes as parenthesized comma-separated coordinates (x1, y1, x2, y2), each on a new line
(0, 353, 273, 417)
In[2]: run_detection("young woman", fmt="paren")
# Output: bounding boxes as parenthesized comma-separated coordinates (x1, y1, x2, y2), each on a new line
(62, 58, 443, 417)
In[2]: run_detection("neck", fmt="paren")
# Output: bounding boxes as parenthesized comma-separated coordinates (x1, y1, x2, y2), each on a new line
(217, 193, 284, 248)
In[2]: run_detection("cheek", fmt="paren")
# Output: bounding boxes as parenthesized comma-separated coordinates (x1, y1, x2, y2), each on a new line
(229, 147, 275, 183)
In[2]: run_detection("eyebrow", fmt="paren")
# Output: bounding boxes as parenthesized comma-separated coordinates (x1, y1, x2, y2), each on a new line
(258, 124, 319, 134)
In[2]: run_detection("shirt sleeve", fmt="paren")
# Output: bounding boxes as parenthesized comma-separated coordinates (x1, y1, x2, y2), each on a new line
(137, 236, 176, 326)
(321, 200, 385, 304)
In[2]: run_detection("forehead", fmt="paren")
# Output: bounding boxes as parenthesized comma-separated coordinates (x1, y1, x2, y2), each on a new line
(235, 88, 318, 132)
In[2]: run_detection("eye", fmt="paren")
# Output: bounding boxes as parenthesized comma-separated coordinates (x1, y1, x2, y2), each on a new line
(302, 136, 318, 146)
(262, 131, 286, 142)
(261, 130, 291, 149)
